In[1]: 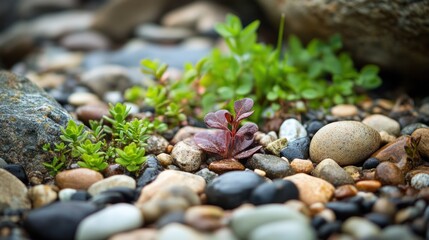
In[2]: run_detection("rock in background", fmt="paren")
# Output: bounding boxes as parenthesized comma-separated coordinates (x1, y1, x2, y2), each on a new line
(258, 0, 429, 79)
(0, 71, 73, 177)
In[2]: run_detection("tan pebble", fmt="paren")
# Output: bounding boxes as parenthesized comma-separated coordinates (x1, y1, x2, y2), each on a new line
(356, 180, 381, 192)
(362, 114, 400, 136)
(109, 228, 158, 240)
(290, 159, 314, 174)
(170, 126, 206, 144)
(166, 145, 174, 154)
(309, 202, 325, 215)
(285, 173, 335, 205)
(379, 131, 397, 144)
(284, 200, 311, 216)
(68, 92, 101, 106)
(331, 104, 358, 117)
(375, 162, 404, 185)
(0, 169, 31, 210)
(28, 185, 58, 208)
(377, 99, 394, 110)
(75, 103, 109, 124)
(343, 166, 362, 181)
(184, 205, 225, 231)
(55, 168, 103, 190)
(412, 128, 429, 158)
(254, 169, 266, 177)
(317, 208, 336, 222)
(372, 197, 396, 216)
(335, 185, 358, 200)
(157, 153, 174, 167)
(88, 175, 135, 196)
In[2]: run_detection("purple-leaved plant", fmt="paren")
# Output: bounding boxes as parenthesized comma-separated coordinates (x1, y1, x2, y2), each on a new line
(194, 98, 262, 160)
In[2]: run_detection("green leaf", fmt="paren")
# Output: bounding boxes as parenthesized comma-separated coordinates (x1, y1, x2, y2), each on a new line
(302, 89, 320, 99)
(217, 87, 235, 100)
(356, 65, 382, 89)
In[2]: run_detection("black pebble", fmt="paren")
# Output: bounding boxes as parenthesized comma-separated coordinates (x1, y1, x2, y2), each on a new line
(325, 202, 361, 221)
(280, 137, 310, 160)
(156, 211, 185, 229)
(90, 192, 125, 206)
(249, 179, 299, 205)
(365, 212, 392, 228)
(70, 191, 91, 201)
(317, 220, 342, 239)
(3, 164, 28, 185)
(305, 120, 325, 137)
(311, 215, 327, 229)
(362, 157, 380, 169)
(102, 187, 139, 203)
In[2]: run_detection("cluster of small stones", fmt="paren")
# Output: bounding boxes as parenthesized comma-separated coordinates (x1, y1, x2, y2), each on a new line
(2, 87, 429, 240)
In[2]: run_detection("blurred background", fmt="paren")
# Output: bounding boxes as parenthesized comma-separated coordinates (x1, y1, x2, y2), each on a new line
(0, 0, 428, 95)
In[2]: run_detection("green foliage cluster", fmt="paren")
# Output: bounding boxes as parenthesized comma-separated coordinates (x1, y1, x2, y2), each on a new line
(43, 103, 167, 176)
(128, 14, 382, 123)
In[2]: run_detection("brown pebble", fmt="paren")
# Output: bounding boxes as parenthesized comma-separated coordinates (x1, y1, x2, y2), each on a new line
(309, 202, 325, 215)
(102, 164, 125, 177)
(290, 159, 314, 174)
(285, 173, 335, 205)
(375, 162, 404, 185)
(28, 185, 58, 208)
(343, 166, 362, 182)
(75, 103, 109, 124)
(55, 168, 104, 190)
(335, 185, 358, 199)
(166, 145, 174, 154)
(157, 153, 174, 167)
(356, 180, 381, 192)
(372, 197, 396, 216)
(184, 205, 225, 231)
(412, 128, 429, 158)
(208, 159, 245, 174)
(361, 169, 376, 180)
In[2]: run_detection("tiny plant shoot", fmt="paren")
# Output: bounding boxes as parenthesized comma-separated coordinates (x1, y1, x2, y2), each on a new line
(194, 98, 262, 160)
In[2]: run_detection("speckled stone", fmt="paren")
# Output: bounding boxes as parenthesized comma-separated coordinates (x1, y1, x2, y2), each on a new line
(266, 138, 288, 156)
(312, 158, 355, 186)
(362, 114, 401, 136)
(171, 139, 205, 172)
(0, 168, 31, 211)
(285, 173, 335, 205)
(411, 173, 429, 190)
(309, 121, 381, 166)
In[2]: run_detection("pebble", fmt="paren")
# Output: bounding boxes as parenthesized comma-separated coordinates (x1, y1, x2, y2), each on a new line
(380, 130, 397, 144)
(309, 121, 381, 165)
(75, 103, 109, 124)
(88, 175, 136, 196)
(28, 185, 58, 208)
(146, 134, 169, 155)
(184, 205, 224, 231)
(285, 173, 335, 205)
(400, 123, 428, 135)
(411, 128, 429, 158)
(135, 23, 194, 42)
(23, 201, 98, 240)
(290, 159, 314, 174)
(55, 168, 104, 190)
(265, 138, 288, 156)
(3, 164, 29, 185)
(110, 229, 158, 240)
(250, 179, 299, 205)
(75, 203, 143, 240)
(304, 120, 324, 137)
(137, 170, 205, 203)
(58, 188, 77, 201)
(60, 30, 111, 51)
(247, 154, 294, 179)
(365, 212, 392, 228)
(255, 131, 278, 148)
(137, 155, 163, 188)
(362, 114, 401, 136)
(0, 168, 31, 211)
(280, 137, 310, 160)
(375, 161, 405, 185)
(317, 221, 342, 239)
(279, 118, 307, 142)
(380, 225, 421, 240)
(158, 223, 206, 240)
(156, 211, 185, 228)
(157, 153, 174, 167)
(205, 171, 265, 209)
(342, 217, 380, 239)
(343, 166, 362, 181)
(230, 204, 310, 240)
(67, 91, 101, 106)
(325, 202, 361, 220)
(334, 185, 358, 199)
(195, 168, 218, 184)
(171, 126, 206, 144)
(208, 159, 245, 174)
(331, 104, 358, 117)
(312, 158, 355, 186)
(171, 139, 205, 172)
(356, 180, 382, 192)
(80, 65, 134, 97)
(411, 173, 429, 190)
(362, 157, 380, 169)
(249, 220, 316, 240)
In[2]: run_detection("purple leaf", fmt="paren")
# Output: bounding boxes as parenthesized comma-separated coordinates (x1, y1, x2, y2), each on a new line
(235, 111, 254, 122)
(234, 145, 262, 159)
(234, 98, 254, 122)
(236, 122, 258, 138)
(204, 110, 230, 130)
(194, 130, 230, 158)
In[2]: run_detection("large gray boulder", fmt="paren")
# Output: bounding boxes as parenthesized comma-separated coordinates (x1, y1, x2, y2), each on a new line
(0, 71, 73, 176)
(258, 0, 429, 79)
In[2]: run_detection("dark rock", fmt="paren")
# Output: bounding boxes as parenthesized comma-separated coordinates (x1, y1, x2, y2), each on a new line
(379, 186, 403, 199)
(90, 192, 125, 206)
(0, 71, 73, 176)
(3, 164, 28, 185)
(304, 120, 325, 137)
(156, 211, 185, 229)
(205, 171, 265, 209)
(365, 213, 392, 228)
(195, 168, 218, 184)
(137, 156, 163, 189)
(280, 137, 310, 160)
(249, 179, 299, 205)
(362, 157, 380, 170)
(401, 123, 428, 136)
(311, 215, 327, 229)
(23, 201, 99, 240)
(70, 191, 91, 201)
(317, 221, 342, 239)
(325, 202, 361, 221)
(247, 154, 294, 179)
(102, 187, 139, 203)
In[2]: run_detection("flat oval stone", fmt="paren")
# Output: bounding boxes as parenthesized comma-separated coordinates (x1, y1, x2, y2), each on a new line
(290, 159, 314, 174)
(88, 175, 136, 196)
(247, 154, 294, 179)
(312, 158, 355, 186)
(362, 114, 400, 136)
(208, 159, 245, 174)
(310, 121, 381, 166)
(55, 168, 104, 190)
(205, 171, 265, 209)
(325, 202, 361, 221)
(285, 173, 335, 205)
(75, 203, 143, 240)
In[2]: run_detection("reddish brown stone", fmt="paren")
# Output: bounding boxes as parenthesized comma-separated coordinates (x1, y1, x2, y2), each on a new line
(335, 184, 358, 199)
(356, 180, 382, 192)
(208, 159, 245, 174)
(55, 168, 104, 190)
(375, 162, 404, 185)
(76, 103, 109, 124)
